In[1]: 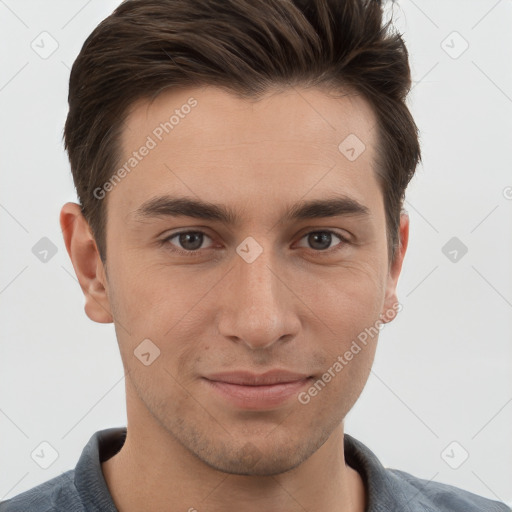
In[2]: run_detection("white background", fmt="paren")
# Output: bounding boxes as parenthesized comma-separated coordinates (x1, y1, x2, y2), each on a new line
(1, 0, 511, 506)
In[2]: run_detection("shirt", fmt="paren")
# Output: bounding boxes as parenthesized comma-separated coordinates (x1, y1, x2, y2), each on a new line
(0, 427, 509, 511)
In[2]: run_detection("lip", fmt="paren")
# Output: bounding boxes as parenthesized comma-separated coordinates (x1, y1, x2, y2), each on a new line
(204, 370, 311, 386)
(202, 370, 312, 410)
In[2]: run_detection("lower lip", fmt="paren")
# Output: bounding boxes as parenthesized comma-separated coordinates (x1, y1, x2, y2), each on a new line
(203, 377, 312, 410)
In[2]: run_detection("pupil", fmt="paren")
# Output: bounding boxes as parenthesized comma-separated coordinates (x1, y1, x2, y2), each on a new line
(310, 232, 330, 250)
(180, 232, 202, 250)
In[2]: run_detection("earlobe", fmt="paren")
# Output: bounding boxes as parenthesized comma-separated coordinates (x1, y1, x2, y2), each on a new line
(381, 212, 409, 324)
(60, 202, 113, 324)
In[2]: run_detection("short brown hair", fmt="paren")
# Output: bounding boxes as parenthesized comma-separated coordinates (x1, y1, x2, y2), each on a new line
(64, 0, 421, 264)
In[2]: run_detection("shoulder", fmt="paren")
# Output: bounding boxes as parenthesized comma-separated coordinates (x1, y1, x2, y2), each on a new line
(388, 468, 511, 512)
(0, 470, 83, 512)
(344, 433, 510, 512)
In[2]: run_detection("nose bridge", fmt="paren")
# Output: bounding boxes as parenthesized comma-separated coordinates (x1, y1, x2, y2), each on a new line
(217, 245, 298, 349)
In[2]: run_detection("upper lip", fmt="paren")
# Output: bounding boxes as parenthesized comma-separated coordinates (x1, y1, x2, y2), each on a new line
(204, 370, 311, 386)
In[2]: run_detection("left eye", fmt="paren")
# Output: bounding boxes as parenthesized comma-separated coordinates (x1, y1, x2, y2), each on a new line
(296, 230, 348, 251)
(162, 229, 348, 255)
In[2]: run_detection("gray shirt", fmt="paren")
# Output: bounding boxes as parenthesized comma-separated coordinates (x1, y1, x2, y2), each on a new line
(0, 427, 509, 511)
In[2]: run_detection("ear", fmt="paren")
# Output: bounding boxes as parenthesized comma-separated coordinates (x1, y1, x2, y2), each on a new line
(60, 202, 113, 323)
(380, 212, 409, 324)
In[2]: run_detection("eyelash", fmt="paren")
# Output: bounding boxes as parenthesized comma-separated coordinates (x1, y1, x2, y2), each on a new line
(160, 229, 350, 257)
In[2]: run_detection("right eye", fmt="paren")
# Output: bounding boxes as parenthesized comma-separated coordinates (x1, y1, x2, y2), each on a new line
(162, 230, 215, 255)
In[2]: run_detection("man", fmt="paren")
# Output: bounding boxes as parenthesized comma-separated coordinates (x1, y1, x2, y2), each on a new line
(1, 0, 509, 511)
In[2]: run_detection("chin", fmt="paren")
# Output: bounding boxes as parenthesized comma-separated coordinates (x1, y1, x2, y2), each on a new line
(189, 429, 329, 477)
(200, 447, 306, 477)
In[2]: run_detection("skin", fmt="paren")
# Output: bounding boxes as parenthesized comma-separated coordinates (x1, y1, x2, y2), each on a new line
(61, 85, 409, 512)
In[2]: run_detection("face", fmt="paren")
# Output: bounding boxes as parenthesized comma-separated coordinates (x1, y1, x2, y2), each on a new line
(72, 85, 407, 476)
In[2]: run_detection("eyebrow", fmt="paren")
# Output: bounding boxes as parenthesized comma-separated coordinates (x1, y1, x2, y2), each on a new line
(131, 194, 370, 225)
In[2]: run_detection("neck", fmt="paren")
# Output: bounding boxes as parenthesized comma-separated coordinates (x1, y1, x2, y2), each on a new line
(102, 393, 366, 512)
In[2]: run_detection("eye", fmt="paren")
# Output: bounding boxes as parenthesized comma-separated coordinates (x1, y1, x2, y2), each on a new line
(296, 230, 349, 252)
(163, 231, 214, 254)
(161, 229, 350, 257)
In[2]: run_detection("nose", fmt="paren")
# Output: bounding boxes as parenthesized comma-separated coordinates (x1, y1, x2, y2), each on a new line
(216, 248, 300, 350)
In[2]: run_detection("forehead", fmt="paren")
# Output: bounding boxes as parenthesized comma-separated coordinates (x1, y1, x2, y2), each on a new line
(112, 85, 380, 220)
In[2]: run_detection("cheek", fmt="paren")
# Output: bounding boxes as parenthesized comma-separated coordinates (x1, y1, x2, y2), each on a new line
(300, 303, 379, 420)
(107, 257, 209, 332)
(295, 261, 385, 328)
(292, 263, 385, 390)
(106, 261, 217, 379)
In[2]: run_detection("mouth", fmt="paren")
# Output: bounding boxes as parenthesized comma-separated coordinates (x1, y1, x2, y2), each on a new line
(202, 370, 313, 410)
